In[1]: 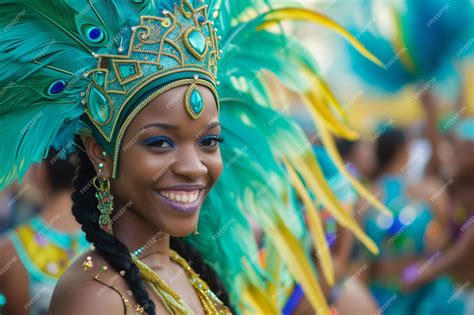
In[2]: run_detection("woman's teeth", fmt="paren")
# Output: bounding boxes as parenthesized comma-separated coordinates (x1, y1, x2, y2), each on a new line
(158, 190, 200, 204)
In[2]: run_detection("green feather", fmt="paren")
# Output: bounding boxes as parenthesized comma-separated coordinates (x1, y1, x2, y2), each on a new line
(0, 0, 154, 189)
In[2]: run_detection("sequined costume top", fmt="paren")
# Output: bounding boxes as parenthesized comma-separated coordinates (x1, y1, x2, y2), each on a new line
(7, 216, 88, 315)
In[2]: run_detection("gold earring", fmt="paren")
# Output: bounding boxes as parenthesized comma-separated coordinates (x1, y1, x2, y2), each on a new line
(93, 162, 114, 234)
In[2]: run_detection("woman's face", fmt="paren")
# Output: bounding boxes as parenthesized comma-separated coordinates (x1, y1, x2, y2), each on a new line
(110, 84, 222, 236)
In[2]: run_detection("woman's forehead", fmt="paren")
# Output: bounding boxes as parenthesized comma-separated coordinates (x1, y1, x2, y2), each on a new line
(128, 84, 219, 133)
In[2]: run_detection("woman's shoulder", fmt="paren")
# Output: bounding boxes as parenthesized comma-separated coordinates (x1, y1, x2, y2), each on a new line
(49, 249, 141, 315)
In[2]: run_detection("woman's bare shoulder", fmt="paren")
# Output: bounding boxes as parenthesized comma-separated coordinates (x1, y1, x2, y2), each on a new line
(49, 250, 138, 315)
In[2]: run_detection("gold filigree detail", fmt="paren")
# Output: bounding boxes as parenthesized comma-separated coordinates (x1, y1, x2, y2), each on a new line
(83, 0, 220, 153)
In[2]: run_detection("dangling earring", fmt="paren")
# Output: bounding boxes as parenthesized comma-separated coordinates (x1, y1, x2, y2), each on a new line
(93, 153, 114, 234)
(193, 225, 199, 236)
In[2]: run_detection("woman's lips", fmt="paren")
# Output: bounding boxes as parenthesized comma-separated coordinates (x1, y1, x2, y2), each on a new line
(156, 188, 204, 213)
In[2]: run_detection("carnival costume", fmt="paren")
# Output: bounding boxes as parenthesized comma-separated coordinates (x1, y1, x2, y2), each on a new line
(0, 0, 388, 313)
(7, 216, 89, 314)
(363, 175, 465, 314)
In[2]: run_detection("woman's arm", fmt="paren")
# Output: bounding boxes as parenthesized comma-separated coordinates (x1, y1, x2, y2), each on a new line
(403, 225, 474, 291)
(0, 237, 29, 315)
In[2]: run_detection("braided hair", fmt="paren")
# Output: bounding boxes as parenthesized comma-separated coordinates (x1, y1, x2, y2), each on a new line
(71, 136, 233, 314)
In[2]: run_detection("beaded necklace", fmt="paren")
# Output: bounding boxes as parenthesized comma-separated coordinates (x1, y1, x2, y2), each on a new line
(132, 249, 231, 314)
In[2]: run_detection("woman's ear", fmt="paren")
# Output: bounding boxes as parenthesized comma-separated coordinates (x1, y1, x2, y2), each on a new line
(82, 136, 112, 178)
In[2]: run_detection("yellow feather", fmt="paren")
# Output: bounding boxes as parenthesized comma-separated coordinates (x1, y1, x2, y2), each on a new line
(312, 74, 349, 121)
(389, 5, 417, 74)
(302, 72, 392, 217)
(264, 241, 282, 303)
(282, 158, 335, 286)
(306, 87, 359, 139)
(317, 122, 393, 217)
(286, 149, 379, 255)
(267, 217, 331, 314)
(242, 195, 330, 312)
(257, 8, 384, 67)
(240, 282, 280, 314)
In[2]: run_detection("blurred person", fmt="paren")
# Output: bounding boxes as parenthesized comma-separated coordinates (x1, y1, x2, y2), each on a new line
(0, 149, 88, 315)
(336, 139, 376, 182)
(362, 127, 464, 314)
(403, 119, 474, 315)
(0, 170, 42, 235)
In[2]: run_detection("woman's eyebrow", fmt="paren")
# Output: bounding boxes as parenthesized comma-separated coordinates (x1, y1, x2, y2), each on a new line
(142, 122, 220, 131)
(205, 121, 221, 129)
(142, 122, 179, 130)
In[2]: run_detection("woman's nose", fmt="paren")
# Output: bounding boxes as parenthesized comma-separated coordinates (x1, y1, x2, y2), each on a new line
(171, 146, 207, 179)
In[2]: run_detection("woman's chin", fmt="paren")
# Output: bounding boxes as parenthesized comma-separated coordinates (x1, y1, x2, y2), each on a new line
(154, 215, 200, 238)
(146, 194, 204, 237)
(166, 223, 198, 237)
(170, 228, 197, 237)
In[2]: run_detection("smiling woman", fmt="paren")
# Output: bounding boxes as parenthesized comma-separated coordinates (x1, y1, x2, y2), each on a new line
(0, 0, 385, 314)
(52, 83, 231, 315)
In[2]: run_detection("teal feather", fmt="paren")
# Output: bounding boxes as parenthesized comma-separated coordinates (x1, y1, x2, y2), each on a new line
(0, 0, 154, 189)
(0, 103, 84, 187)
(349, 0, 474, 93)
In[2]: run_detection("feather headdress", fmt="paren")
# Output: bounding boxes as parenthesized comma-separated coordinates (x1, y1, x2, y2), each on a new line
(0, 0, 387, 313)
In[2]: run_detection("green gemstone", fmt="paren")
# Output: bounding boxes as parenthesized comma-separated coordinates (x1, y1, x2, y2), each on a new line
(88, 87, 110, 124)
(190, 89, 203, 114)
(118, 64, 136, 78)
(188, 30, 206, 55)
(99, 214, 110, 225)
(94, 71, 105, 86)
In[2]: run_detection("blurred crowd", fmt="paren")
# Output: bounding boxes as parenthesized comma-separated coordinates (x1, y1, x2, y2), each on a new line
(287, 104, 474, 314)
(0, 108, 473, 315)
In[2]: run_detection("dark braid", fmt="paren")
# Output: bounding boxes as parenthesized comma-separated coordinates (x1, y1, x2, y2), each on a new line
(170, 237, 235, 313)
(71, 137, 234, 313)
(71, 137, 156, 314)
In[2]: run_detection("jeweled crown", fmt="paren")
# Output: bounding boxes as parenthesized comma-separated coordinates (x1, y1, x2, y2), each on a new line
(80, 0, 220, 178)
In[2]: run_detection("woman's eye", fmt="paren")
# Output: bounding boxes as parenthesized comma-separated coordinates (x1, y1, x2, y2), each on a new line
(154, 140, 172, 148)
(143, 137, 174, 149)
(200, 135, 224, 147)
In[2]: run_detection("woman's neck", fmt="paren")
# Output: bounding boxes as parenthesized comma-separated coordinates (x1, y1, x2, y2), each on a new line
(379, 159, 406, 177)
(112, 199, 172, 269)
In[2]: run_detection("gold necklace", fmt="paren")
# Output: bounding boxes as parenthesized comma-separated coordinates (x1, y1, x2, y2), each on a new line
(132, 250, 232, 314)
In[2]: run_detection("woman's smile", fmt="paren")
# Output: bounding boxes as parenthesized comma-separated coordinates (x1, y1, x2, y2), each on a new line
(156, 184, 206, 213)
